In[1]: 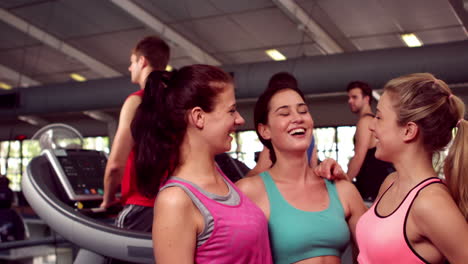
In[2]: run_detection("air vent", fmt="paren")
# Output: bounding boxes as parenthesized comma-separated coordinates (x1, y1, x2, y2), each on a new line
(0, 91, 19, 109)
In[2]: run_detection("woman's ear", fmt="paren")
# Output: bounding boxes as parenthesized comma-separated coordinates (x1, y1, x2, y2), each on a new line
(258, 123, 271, 140)
(188, 107, 205, 129)
(402, 121, 419, 142)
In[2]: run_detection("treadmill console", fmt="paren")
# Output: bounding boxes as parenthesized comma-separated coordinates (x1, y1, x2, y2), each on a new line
(43, 149, 107, 201)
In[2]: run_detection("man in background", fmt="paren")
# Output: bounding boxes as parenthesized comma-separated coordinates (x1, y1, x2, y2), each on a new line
(346, 81, 394, 202)
(101, 36, 170, 232)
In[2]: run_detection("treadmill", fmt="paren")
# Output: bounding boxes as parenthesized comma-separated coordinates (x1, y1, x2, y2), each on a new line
(22, 148, 154, 263)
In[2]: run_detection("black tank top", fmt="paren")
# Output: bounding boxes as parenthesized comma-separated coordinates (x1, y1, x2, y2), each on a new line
(354, 148, 395, 202)
(353, 113, 395, 202)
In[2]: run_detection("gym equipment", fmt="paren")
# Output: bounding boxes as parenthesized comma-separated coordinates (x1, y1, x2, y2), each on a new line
(22, 124, 153, 263)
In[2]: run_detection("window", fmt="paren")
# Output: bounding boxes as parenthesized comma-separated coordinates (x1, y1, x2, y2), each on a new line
(336, 126, 357, 172)
(314, 126, 356, 172)
(230, 131, 264, 169)
(0, 140, 35, 191)
(0, 137, 109, 191)
(83, 137, 110, 154)
(315, 127, 338, 162)
(228, 126, 357, 172)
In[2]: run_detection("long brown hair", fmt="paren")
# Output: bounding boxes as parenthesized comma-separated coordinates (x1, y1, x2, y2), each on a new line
(131, 65, 233, 198)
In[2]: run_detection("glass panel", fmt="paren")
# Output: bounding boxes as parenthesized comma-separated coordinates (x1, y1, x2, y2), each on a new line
(0, 141, 24, 191)
(0, 157, 5, 175)
(22, 140, 41, 158)
(234, 131, 264, 169)
(83, 137, 110, 153)
(1, 141, 21, 158)
(315, 127, 337, 162)
(337, 126, 356, 172)
(0, 136, 111, 191)
(6, 158, 21, 191)
(0, 141, 9, 157)
(229, 133, 238, 155)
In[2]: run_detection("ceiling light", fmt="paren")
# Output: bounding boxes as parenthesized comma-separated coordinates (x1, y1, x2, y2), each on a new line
(165, 65, 173, 72)
(0, 82, 12, 90)
(265, 49, 287, 61)
(70, 73, 87, 82)
(401, 33, 423, 47)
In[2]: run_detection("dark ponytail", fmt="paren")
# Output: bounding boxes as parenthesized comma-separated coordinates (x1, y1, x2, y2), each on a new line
(131, 65, 232, 198)
(131, 70, 179, 198)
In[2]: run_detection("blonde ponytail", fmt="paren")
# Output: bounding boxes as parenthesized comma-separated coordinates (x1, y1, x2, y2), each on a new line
(444, 119, 468, 219)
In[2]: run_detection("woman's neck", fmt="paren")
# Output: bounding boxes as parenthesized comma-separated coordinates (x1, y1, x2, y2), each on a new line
(269, 150, 318, 184)
(392, 146, 437, 191)
(174, 139, 220, 184)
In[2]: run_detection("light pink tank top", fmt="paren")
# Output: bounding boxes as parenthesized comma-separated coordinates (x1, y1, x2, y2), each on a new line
(163, 174, 273, 264)
(356, 177, 442, 264)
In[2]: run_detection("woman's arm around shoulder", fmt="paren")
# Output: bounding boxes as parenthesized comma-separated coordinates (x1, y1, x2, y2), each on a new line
(236, 175, 270, 219)
(334, 180, 368, 240)
(152, 186, 200, 264)
(314, 158, 349, 181)
(411, 183, 468, 264)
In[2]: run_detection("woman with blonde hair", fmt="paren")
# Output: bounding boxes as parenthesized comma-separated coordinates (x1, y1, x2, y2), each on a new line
(356, 73, 468, 263)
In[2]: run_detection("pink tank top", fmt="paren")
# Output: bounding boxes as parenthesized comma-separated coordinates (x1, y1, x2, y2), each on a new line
(163, 174, 273, 264)
(356, 177, 443, 264)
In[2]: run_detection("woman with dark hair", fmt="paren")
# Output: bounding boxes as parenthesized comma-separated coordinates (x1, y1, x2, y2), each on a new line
(131, 65, 272, 264)
(237, 72, 366, 264)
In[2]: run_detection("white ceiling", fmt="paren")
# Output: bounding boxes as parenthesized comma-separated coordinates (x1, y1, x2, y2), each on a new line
(0, 0, 466, 87)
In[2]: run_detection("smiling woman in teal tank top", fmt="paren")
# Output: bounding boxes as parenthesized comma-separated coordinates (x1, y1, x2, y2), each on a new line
(237, 72, 367, 263)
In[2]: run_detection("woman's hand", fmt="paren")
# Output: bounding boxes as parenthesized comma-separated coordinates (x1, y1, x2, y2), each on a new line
(314, 158, 348, 181)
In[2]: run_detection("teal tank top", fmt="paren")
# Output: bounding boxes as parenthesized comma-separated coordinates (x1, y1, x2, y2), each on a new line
(260, 171, 350, 264)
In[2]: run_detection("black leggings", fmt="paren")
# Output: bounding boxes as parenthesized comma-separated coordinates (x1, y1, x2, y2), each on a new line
(115, 204, 153, 232)
(107, 204, 153, 264)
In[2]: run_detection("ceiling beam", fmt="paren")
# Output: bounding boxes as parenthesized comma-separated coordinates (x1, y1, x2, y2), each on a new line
(110, 0, 221, 66)
(83, 110, 117, 144)
(18, 115, 49, 126)
(0, 8, 121, 78)
(0, 64, 41, 87)
(83, 110, 116, 123)
(448, 0, 468, 34)
(272, 0, 343, 54)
